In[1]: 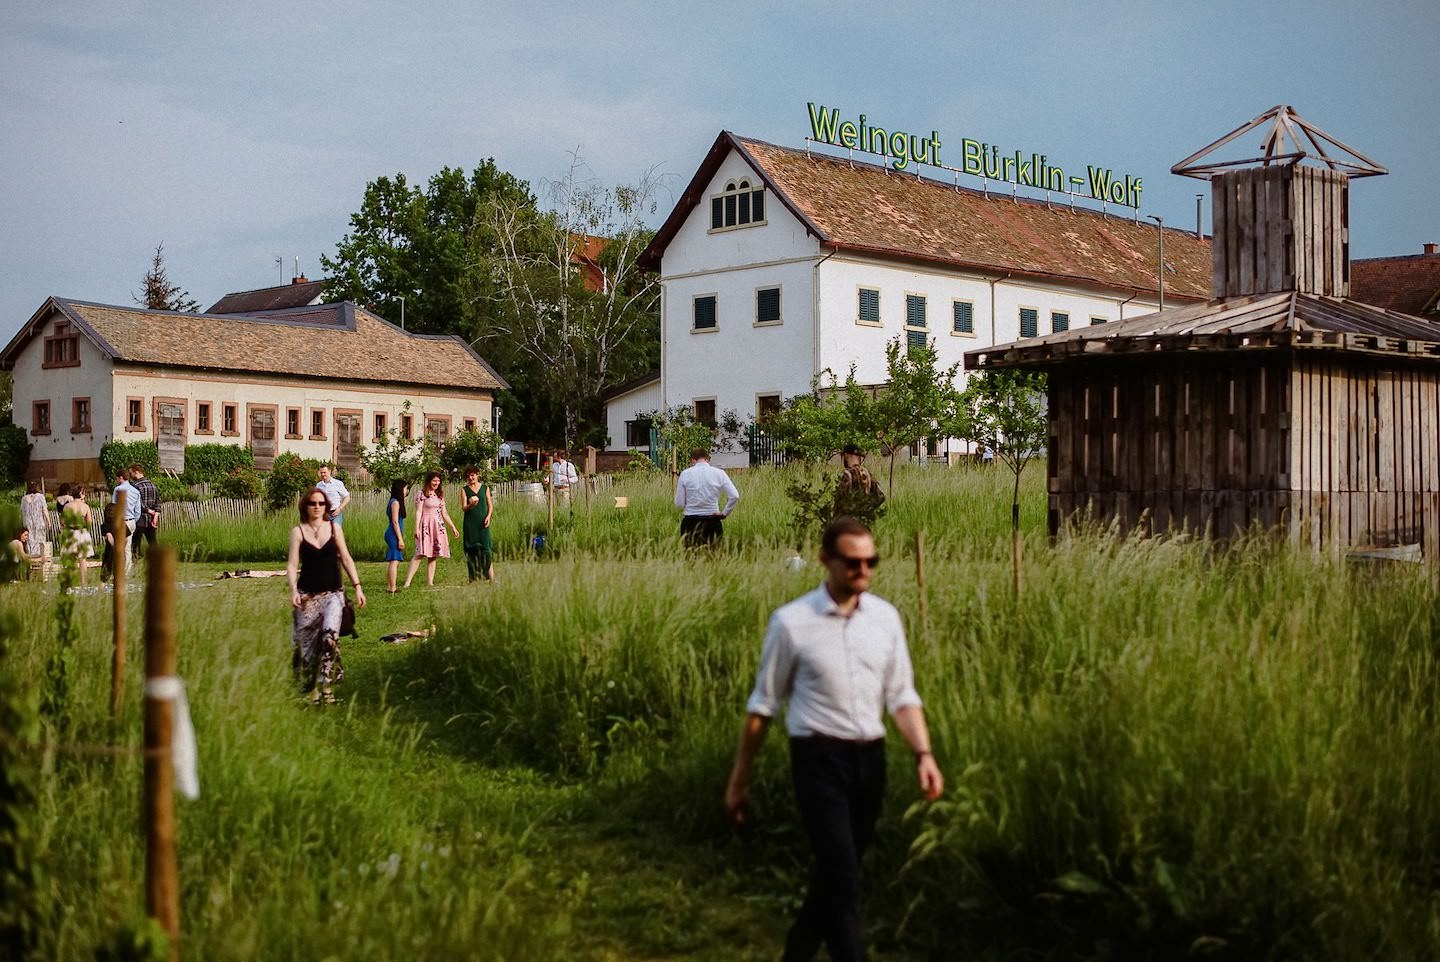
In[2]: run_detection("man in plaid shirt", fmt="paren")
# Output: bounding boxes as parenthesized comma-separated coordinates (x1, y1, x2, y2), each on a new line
(129, 463, 161, 560)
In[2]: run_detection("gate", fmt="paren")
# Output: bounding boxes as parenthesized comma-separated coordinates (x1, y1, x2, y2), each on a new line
(334, 411, 362, 474)
(747, 424, 788, 467)
(155, 400, 186, 473)
(249, 406, 277, 470)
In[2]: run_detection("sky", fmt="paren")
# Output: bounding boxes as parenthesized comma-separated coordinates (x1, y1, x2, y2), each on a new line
(2, 0, 1436, 341)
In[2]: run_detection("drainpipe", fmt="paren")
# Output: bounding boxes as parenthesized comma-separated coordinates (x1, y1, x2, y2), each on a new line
(812, 248, 837, 378)
(659, 282, 668, 408)
(987, 273, 1011, 344)
(1117, 290, 1139, 321)
(1147, 214, 1165, 312)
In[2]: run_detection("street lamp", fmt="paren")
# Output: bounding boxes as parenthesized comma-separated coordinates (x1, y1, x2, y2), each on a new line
(1147, 214, 1165, 312)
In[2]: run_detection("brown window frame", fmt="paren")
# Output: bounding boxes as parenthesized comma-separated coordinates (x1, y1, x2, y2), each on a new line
(32, 400, 51, 436)
(195, 401, 213, 435)
(400, 414, 413, 440)
(221, 403, 239, 437)
(125, 396, 145, 432)
(373, 412, 388, 440)
(424, 414, 453, 447)
(694, 398, 717, 429)
(285, 407, 302, 440)
(463, 417, 477, 433)
(309, 408, 326, 441)
(42, 322, 80, 369)
(71, 396, 92, 434)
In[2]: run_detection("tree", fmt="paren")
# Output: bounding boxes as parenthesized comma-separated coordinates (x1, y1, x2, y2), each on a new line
(134, 244, 200, 312)
(852, 337, 963, 496)
(640, 405, 745, 476)
(483, 152, 664, 449)
(949, 369, 1048, 597)
(765, 368, 875, 464)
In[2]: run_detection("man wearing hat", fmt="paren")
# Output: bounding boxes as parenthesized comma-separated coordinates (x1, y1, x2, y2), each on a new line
(834, 444, 885, 524)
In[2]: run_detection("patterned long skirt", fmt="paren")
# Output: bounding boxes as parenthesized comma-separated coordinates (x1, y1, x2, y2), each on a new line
(292, 590, 345, 692)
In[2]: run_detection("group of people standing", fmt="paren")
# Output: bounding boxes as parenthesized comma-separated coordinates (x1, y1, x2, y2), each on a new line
(286, 463, 497, 706)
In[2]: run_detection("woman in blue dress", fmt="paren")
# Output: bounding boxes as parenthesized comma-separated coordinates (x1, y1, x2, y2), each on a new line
(384, 479, 408, 593)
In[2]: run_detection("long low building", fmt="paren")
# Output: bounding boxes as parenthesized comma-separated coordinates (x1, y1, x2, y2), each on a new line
(3, 296, 508, 483)
(612, 129, 1212, 466)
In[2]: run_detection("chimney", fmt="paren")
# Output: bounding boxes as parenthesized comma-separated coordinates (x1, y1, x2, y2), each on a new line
(292, 274, 310, 285)
(1424, 243, 1437, 255)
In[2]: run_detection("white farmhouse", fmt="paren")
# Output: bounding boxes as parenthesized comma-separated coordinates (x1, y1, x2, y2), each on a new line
(3, 296, 507, 484)
(618, 131, 1212, 466)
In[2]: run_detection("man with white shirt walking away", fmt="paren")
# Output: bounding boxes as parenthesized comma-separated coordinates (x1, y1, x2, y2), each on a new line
(725, 516, 943, 962)
(674, 447, 739, 546)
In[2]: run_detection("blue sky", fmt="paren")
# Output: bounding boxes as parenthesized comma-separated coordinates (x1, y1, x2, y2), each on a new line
(2, 0, 1435, 339)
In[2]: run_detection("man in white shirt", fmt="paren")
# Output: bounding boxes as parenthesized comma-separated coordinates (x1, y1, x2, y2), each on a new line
(548, 449, 579, 497)
(673, 447, 740, 546)
(316, 464, 351, 524)
(725, 517, 943, 962)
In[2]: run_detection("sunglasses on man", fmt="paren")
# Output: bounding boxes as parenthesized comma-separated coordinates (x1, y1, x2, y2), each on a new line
(836, 554, 880, 571)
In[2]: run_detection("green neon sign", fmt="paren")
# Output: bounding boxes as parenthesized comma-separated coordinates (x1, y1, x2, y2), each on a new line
(806, 102, 1144, 209)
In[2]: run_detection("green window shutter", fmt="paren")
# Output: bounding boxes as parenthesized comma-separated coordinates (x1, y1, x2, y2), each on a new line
(1051, 311, 1069, 333)
(738, 191, 751, 224)
(1090, 316, 1107, 326)
(858, 288, 880, 323)
(751, 189, 765, 222)
(953, 301, 974, 334)
(1020, 308, 1038, 338)
(724, 193, 737, 227)
(756, 287, 781, 323)
(906, 328, 928, 353)
(906, 294, 927, 329)
(711, 197, 723, 230)
(694, 295, 717, 330)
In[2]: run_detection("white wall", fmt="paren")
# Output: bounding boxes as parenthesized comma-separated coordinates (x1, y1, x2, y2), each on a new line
(11, 318, 113, 465)
(604, 378, 662, 451)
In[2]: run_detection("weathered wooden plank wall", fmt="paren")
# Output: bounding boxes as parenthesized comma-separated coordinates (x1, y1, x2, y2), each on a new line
(1048, 355, 1440, 560)
(1210, 167, 1348, 298)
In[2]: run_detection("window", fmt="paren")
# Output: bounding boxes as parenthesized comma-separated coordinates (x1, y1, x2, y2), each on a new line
(374, 412, 388, 439)
(757, 394, 781, 421)
(400, 414, 413, 440)
(905, 294, 928, 353)
(222, 403, 238, 436)
(857, 287, 880, 325)
(463, 418, 476, 433)
(693, 294, 717, 331)
(1019, 307, 1039, 339)
(756, 287, 781, 325)
(1051, 311, 1070, 333)
(694, 399, 716, 428)
(952, 300, 975, 335)
(1090, 316, 1108, 326)
(286, 408, 302, 439)
(126, 397, 144, 431)
(43, 322, 80, 369)
(32, 400, 50, 435)
(310, 409, 325, 439)
(71, 397, 91, 433)
(196, 402, 212, 434)
(425, 416, 451, 446)
(709, 179, 766, 230)
(625, 417, 652, 448)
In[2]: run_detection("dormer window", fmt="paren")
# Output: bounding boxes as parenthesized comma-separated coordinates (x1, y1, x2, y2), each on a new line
(710, 179, 766, 231)
(43, 321, 80, 369)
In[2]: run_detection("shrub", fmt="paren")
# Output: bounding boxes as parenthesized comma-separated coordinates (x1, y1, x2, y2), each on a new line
(214, 467, 262, 501)
(98, 440, 159, 482)
(182, 444, 254, 485)
(0, 425, 30, 489)
(152, 476, 197, 503)
(439, 428, 501, 478)
(263, 453, 315, 512)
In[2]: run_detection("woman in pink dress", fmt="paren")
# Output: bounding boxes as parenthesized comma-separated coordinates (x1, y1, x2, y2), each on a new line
(402, 471, 460, 589)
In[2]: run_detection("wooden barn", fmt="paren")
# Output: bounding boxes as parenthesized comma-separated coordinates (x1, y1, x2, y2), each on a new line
(966, 106, 1440, 560)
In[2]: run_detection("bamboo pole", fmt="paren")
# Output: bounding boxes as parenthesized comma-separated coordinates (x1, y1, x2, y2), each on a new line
(914, 529, 928, 638)
(110, 492, 127, 717)
(143, 547, 180, 960)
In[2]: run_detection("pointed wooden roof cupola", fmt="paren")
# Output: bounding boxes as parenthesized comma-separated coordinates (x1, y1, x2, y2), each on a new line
(1172, 106, 1387, 300)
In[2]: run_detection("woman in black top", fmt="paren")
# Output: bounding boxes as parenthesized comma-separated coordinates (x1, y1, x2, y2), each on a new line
(286, 486, 366, 704)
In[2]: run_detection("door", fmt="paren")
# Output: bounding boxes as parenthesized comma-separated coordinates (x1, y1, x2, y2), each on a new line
(155, 399, 186, 473)
(249, 406, 277, 470)
(333, 410, 362, 474)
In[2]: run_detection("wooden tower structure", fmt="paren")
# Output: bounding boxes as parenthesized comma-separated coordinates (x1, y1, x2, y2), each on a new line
(967, 106, 1440, 559)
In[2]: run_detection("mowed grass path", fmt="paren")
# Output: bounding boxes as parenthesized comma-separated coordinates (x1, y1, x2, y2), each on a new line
(8, 464, 1440, 960)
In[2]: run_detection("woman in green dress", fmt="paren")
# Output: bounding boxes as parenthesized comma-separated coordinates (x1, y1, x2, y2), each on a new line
(460, 466, 495, 582)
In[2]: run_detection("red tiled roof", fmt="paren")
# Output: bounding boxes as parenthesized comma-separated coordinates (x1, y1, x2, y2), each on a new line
(0, 298, 508, 392)
(641, 131, 1212, 301)
(1350, 254, 1440, 316)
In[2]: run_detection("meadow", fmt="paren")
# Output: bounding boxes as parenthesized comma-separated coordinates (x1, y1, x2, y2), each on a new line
(5, 464, 1440, 960)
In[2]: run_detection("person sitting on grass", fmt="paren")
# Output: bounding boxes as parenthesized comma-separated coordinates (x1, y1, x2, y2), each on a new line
(286, 487, 365, 706)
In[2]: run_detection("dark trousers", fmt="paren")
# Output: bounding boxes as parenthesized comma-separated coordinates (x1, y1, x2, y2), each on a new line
(679, 514, 723, 546)
(131, 521, 157, 558)
(784, 736, 887, 962)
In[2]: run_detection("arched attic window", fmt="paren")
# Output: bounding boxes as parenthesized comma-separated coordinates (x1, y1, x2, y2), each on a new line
(710, 177, 766, 231)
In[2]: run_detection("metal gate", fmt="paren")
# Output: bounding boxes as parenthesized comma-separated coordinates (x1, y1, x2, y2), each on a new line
(747, 425, 788, 467)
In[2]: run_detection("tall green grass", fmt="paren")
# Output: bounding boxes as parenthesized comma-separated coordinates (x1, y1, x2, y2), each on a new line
(8, 463, 1440, 959)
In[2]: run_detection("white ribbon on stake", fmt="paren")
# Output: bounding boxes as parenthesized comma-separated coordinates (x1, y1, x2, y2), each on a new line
(143, 676, 199, 800)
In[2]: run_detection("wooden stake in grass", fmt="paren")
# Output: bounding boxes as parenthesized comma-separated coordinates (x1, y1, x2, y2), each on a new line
(583, 472, 591, 529)
(914, 529, 928, 638)
(547, 477, 555, 531)
(143, 546, 180, 960)
(110, 491, 128, 718)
